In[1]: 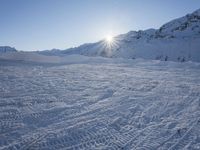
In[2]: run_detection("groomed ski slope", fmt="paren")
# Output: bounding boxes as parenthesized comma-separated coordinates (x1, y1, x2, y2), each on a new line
(0, 56, 200, 150)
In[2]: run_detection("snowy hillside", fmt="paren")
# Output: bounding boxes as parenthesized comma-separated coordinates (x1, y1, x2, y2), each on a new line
(0, 57, 200, 149)
(1, 9, 200, 62)
(0, 8, 200, 148)
(0, 46, 17, 53)
(0, 52, 63, 63)
(0, 52, 112, 64)
(39, 8, 200, 62)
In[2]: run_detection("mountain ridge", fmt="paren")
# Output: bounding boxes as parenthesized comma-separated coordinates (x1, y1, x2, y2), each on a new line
(38, 8, 200, 62)
(1, 8, 200, 62)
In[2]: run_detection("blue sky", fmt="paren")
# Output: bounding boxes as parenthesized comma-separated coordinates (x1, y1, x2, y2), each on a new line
(1, 0, 200, 51)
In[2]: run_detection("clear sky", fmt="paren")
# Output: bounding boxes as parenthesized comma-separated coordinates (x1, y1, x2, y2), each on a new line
(1, 0, 200, 51)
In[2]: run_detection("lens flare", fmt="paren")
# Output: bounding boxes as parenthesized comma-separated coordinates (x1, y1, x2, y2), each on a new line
(106, 35, 113, 44)
(100, 34, 119, 57)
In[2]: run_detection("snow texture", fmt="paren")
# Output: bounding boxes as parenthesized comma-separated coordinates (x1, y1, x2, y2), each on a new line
(0, 56, 200, 150)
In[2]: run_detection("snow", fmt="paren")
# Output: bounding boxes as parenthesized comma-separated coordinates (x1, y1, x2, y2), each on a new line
(0, 52, 61, 63)
(0, 46, 17, 53)
(1, 9, 200, 63)
(37, 8, 200, 62)
(0, 52, 104, 64)
(0, 7, 200, 150)
(0, 55, 200, 149)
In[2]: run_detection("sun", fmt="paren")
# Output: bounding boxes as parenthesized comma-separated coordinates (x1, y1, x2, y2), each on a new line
(106, 35, 113, 44)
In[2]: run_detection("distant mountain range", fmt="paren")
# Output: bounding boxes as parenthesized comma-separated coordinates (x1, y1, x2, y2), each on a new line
(1, 8, 200, 62)
(0, 46, 17, 53)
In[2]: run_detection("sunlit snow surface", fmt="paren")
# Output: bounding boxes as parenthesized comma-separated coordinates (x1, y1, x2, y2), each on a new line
(0, 57, 200, 150)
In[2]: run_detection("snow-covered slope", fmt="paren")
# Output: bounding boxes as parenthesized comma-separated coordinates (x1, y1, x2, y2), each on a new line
(1, 9, 200, 62)
(0, 58, 200, 149)
(0, 52, 62, 63)
(40, 9, 200, 62)
(0, 52, 113, 64)
(0, 46, 17, 53)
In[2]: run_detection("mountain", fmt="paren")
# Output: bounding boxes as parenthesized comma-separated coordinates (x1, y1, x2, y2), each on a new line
(39, 8, 200, 62)
(0, 46, 17, 53)
(1, 9, 200, 62)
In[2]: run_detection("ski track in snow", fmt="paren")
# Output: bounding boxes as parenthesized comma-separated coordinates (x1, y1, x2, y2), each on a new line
(0, 59, 200, 150)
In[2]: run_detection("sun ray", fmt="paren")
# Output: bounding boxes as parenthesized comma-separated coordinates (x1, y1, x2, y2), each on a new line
(97, 34, 120, 57)
(106, 35, 113, 44)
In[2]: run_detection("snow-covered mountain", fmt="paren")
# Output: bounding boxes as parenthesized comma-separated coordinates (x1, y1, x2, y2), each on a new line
(39, 8, 200, 62)
(0, 46, 17, 53)
(1, 9, 200, 62)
